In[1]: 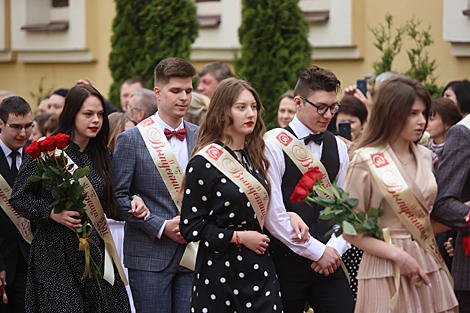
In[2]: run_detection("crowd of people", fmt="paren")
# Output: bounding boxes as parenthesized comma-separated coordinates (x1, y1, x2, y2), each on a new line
(0, 57, 469, 313)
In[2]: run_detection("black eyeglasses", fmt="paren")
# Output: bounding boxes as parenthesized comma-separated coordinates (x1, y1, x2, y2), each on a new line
(4, 121, 34, 132)
(299, 96, 341, 115)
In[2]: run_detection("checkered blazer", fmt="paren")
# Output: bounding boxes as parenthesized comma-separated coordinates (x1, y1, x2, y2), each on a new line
(112, 121, 199, 272)
(432, 124, 470, 291)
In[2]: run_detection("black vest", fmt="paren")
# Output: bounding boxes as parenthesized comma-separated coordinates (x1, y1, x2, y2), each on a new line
(268, 126, 340, 256)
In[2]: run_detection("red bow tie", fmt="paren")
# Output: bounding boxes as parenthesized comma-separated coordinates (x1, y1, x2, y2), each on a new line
(164, 128, 186, 141)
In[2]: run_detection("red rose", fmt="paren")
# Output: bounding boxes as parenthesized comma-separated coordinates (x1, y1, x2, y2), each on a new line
(56, 155, 68, 168)
(298, 175, 314, 191)
(25, 141, 41, 159)
(40, 136, 56, 152)
(54, 133, 70, 149)
(290, 185, 308, 203)
(464, 236, 470, 256)
(305, 167, 323, 183)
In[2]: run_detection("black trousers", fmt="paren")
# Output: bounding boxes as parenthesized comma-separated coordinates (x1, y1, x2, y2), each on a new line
(0, 252, 27, 313)
(457, 290, 470, 313)
(271, 249, 354, 313)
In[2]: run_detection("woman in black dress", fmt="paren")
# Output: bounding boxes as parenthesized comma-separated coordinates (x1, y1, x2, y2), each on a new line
(10, 85, 146, 312)
(180, 78, 308, 312)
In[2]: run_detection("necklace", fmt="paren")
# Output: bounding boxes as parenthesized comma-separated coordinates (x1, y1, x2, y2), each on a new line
(396, 154, 412, 169)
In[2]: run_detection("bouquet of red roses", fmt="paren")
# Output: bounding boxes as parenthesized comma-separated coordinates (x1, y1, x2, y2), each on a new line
(25, 134, 102, 293)
(290, 167, 384, 240)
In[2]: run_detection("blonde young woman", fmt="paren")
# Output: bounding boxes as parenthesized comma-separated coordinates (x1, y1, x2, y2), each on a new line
(179, 78, 308, 312)
(343, 77, 458, 312)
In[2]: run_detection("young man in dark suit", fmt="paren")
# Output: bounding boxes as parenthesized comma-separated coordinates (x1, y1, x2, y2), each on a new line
(432, 102, 470, 312)
(113, 57, 198, 313)
(264, 66, 354, 313)
(0, 96, 33, 313)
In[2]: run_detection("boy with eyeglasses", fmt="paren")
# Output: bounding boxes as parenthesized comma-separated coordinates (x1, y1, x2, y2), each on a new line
(0, 96, 33, 313)
(264, 66, 354, 313)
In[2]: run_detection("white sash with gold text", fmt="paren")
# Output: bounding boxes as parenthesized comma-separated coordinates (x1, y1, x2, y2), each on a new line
(0, 174, 32, 244)
(363, 147, 453, 286)
(137, 116, 198, 271)
(264, 128, 334, 198)
(196, 144, 269, 230)
(62, 151, 128, 286)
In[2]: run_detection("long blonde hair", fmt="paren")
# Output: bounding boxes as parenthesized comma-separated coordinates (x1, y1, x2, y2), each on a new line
(193, 78, 270, 181)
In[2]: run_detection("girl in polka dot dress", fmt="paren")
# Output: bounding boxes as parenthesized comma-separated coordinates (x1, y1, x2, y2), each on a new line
(180, 78, 307, 313)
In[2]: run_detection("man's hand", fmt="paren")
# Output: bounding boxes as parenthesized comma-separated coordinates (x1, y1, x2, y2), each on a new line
(0, 270, 7, 304)
(310, 246, 341, 276)
(444, 237, 454, 257)
(163, 216, 187, 244)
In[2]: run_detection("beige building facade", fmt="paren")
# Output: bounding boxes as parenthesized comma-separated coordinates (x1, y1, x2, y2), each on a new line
(0, 0, 469, 109)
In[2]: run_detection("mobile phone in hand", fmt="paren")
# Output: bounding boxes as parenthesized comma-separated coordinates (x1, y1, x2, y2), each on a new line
(357, 79, 367, 97)
(338, 122, 351, 141)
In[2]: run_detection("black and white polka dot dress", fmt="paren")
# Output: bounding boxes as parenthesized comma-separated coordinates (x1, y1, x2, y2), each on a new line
(180, 147, 283, 313)
(342, 245, 363, 301)
(10, 141, 130, 313)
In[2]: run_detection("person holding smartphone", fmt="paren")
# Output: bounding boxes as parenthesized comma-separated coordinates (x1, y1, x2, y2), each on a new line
(335, 96, 368, 154)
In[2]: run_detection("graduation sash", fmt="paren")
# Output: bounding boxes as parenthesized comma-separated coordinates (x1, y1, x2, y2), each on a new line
(0, 174, 32, 244)
(61, 151, 128, 286)
(458, 113, 470, 129)
(196, 143, 269, 230)
(363, 147, 453, 287)
(137, 115, 198, 271)
(264, 128, 333, 198)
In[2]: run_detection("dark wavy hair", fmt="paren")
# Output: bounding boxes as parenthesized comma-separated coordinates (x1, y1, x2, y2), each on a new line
(57, 84, 118, 217)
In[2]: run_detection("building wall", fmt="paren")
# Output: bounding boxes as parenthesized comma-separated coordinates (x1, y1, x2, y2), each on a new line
(0, 0, 469, 110)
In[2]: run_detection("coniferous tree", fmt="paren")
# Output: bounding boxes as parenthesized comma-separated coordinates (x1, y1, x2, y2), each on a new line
(108, 0, 198, 108)
(235, 0, 312, 129)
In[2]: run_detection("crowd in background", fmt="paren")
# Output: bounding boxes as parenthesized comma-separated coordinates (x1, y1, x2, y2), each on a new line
(0, 59, 469, 313)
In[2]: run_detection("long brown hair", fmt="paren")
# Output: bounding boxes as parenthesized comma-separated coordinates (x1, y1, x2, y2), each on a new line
(193, 78, 270, 181)
(107, 112, 137, 152)
(357, 76, 431, 149)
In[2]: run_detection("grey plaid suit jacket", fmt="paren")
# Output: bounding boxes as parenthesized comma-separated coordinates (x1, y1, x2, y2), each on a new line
(432, 124, 470, 291)
(112, 120, 199, 272)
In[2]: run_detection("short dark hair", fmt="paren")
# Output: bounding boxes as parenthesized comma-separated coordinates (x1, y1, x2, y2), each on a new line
(198, 62, 233, 82)
(294, 65, 341, 98)
(442, 80, 460, 97)
(0, 96, 32, 121)
(337, 96, 368, 125)
(51, 88, 69, 98)
(154, 57, 196, 87)
(120, 78, 148, 91)
(430, 97, 461, 126)
(453, 79, 470, 114)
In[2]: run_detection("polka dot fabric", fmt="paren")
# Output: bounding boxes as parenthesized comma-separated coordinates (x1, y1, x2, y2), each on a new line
(342, 245, 363, 301)
(180, 149, 283, 312)
(10, 141, 130, 312)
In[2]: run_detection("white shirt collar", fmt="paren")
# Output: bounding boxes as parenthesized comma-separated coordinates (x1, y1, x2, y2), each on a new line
(288, 115, 321, 140)
(0, 137, 23, 158)
(155, 111, 185, 131)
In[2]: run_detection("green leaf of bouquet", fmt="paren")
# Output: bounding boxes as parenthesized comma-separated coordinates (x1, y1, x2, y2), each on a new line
(316, 196, 335, 205)
(76, 167, 90, 179)
(368, 207, 380, 218)
(28, 175, 41, 182)
(325, 228, 336, 238)
(332, 184, 341, 199)
(356, 211, 366, 222)
(363, 219, 375, 230)
(343, 221, 357, 236)
(345, 198, 359, 208)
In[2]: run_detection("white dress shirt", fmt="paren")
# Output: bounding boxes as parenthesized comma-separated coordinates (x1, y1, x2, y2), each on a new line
(264, 115, 350, 261)
(0, 138, 23, 171)
(155, 112, 189, 238)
